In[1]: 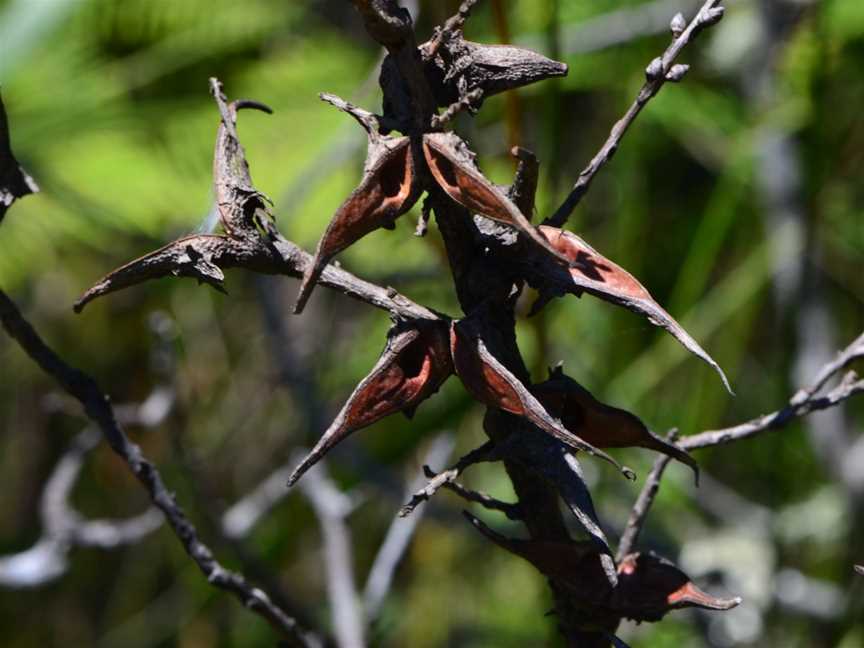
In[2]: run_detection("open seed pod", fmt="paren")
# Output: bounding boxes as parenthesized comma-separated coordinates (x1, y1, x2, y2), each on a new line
(535, 225, 732, 395)
(450, 316, 634, 479)
(533, 366, 698, 483)
(288, 319, 453, 486)
(466, 512, 740, 623)
(423, 132, 571, 266)
(295, 135, 420, 314)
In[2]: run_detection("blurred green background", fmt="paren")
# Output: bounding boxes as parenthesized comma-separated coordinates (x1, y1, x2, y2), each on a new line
(1, 0, 862, 646)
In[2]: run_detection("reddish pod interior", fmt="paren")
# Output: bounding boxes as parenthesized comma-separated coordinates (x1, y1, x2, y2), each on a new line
(450, 324, 524, 416)
(344, 336, 433, 429)
(538, 225, 652, 300)
(424, 140, 511, 223)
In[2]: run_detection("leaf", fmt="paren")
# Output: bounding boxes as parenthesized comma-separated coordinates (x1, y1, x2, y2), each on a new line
(0, 91, 39, 223)
(536, 225, 733, 394)
(294, 135, 419, 314)
(287, 319, 453, 486)
(614, 552, 741, 622)
(450, 316, 635, 479)
(533, 366, 698, 483)
(422, 132, 571, 266)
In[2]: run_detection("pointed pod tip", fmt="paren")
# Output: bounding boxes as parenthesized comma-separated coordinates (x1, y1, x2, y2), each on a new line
(286, 465, 306, 488)
(713, 362, 735, 396)
(294, 273, 316, 315)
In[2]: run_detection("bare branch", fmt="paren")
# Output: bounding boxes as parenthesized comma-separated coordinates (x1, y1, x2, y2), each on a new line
(298, 461, 366, 648)
(0, 289, 315, 647)
(0, 429, 161, 587)
(399, 441, 497, 517)
(425, 0, 481, 58)
(546, 0, 725, 227)
(683, 371, 864, 450)
(616, 434, 677, 562)
(432, 470, 522, 521)
(363, 434, 455, 621)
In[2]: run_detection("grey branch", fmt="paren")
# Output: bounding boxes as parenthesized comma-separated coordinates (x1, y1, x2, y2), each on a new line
(682, 330, 864, 450)
(221, 464, 297, 540)
(298, 460, 366, 648)
(430, 469, 523, 521)
(615, 433, 678, 562)
(399, 441, 497, 517)
(0, 289, 315, 647)
(546, 0, 725, 227)
(619, 329, 864, 557)
(363, 434, 455, 621)
(0, 429, 162, 587)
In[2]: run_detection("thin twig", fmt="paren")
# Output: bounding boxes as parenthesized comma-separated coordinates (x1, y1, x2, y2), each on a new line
(424, 0, 482, 58)
(436, 476, 522, 520)
(399, 441, 497, 517)
(546, 0, 725, 227)
(0, 289, 314, 647)
(683, 371, 864, 450)
(616, 438, 676, 562)
(430, 88, 484, 128)
(619, 331, 864, 558)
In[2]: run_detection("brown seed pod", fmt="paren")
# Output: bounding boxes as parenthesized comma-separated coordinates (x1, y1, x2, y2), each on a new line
(450, 317, 635, 479)
(464, 512, 606, 590)
(287, 319, 453, 486)
(422, 132, 571, 265)
(0, 90, 39, 222)
(614, 552, 741, 622)
(211, 88, 274, 237)
(537, 225, 732, 394)
(294, 136, 419, 314)
(74, 235, 229, 313)
(533, 366, 698, 483)
(465, 513, 740, 622)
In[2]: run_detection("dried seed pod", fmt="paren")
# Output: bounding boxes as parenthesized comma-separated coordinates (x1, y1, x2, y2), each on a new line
(533, 366, 698, 482)
(422, 38, 568, 108)
(0, 91, 39, 222)
(614, 552, 741, 622)
(288, 319, 453, 486)
(451, 317, 634, 479)
(422, 132, 571, 266)
(211, 81, 274, 237)
(464, 512, 606, 589)
(295, 135, 419, 314)
(74, 235, 230, 313)
(537, 225, 732, 394)
(466, 513, 740, 622)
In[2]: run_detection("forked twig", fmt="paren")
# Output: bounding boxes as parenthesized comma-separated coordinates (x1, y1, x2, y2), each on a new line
(546, 0, 725, 227)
